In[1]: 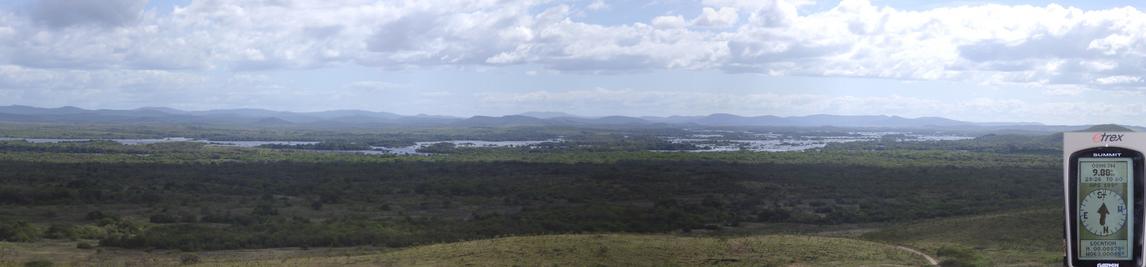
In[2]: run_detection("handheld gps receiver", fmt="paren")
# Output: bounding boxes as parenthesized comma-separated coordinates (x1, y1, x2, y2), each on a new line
(1067, 146, 1144, 266)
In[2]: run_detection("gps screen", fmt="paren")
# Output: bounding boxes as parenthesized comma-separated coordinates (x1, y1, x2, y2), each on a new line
(1078, 157, 1135, 260)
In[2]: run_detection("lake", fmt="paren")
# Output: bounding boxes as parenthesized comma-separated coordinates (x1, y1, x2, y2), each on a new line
(0, 137, 558, 155)
(0, 137, 321, 147)
(658, 131, 973, 152)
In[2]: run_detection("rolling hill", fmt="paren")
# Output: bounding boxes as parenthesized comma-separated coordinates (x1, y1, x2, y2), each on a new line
(0, 105, 1130, 131)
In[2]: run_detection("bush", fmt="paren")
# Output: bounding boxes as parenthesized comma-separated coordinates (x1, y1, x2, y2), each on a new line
(0, 221, 44, 242)
(23, 260, 53, 267)
(179, 212, 198, 223)
(44, 224, 76, 239)
(85, 211, 109, 221)
(76, 242, 94, 249)
(99, 219, 145, 238)
(252, 204, 278, 217)
(150, 214, 179, 224)
(179, 254, 201, 265)
(71, 225, 108, 239)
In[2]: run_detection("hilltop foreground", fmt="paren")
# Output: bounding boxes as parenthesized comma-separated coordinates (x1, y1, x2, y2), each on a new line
(0, 234, 928, 266)
(257, 234, 929, 266)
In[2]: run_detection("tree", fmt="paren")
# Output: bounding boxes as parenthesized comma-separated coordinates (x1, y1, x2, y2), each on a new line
(0, 221, 44, 242)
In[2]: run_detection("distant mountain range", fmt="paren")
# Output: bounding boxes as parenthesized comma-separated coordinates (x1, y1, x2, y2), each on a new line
(0, 105, 1119, 132)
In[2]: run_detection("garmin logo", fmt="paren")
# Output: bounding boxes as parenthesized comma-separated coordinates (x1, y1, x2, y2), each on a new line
(1094, 153, 1123, 157)
(1093, 133, 1125, 143)
(1097, 263, 1120, 267)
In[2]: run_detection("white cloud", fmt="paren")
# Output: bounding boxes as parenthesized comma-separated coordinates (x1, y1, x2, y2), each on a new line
(586, 0, 608, 11)
(701, 0, 815, 13)
(691, 7, 738, 28)
(1096, 75, 1143, 85)
(1044, 85, 1089, 96)
(651, 15, 686, 29)
(2, 0, 1146, 115)
(2, 0, 1143, 90)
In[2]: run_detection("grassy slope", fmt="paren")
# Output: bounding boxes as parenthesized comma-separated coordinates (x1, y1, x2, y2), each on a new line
(0, 240, 391, 267)
(862, 208, 1062, 266)
(226, 234, 927, 267)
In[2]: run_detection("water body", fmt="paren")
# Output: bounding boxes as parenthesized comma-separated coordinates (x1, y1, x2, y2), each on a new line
(205, 141, 320, 147)
(0, 137, 321, 147)
(0, 137, 558, 156)
(660, 132, 973, 152)
(373, 140, 562, 155)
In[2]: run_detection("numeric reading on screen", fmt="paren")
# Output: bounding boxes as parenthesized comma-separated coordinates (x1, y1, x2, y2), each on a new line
(1093, 168, 1115, 177)
(1085, 162, 1127, 183)
(1078, 158, 1134, 261)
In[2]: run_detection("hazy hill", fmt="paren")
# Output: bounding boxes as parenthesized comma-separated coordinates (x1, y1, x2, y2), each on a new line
(307, 110, 403, 120)
(0, 105, 89, 115)
(454, 115, 551, 127)
(253, 117, 294, 126)
(0, 105, 1132, 131)
(638, 113, 972, 127)
(516, 111, 579, 119)
(1080, 124, 1135, 132)
(546, 115, 652, 126)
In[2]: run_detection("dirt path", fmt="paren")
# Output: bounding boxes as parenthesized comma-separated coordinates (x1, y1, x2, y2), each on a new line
(894, 245, 938, 266)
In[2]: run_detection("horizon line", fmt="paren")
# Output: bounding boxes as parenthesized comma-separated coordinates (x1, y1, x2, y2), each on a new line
(0, 104, 1057, 125)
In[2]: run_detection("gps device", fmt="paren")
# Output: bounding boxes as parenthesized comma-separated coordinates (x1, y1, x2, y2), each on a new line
(1067, 146, 1144, 266)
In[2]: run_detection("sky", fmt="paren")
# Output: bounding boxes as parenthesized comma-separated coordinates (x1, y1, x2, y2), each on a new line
(0, 0, 1145, 125)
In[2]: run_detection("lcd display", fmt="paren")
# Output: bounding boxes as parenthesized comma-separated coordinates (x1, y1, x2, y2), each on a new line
(1078, 158, 1135, 260)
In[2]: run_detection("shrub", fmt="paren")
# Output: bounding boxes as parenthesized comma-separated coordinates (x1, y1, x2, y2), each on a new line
(71, 225, 108, 239)
(23, 260, 53, 267)
(76, 242, 94, 249)
(179, 212, 198, 223)
(85, 211, 108, 221)
(179, 254, 201, 265)
(44, 224, 76, 239)
(0, 221, 44, 242)
(252, 204, 278, 217)
(150, 214, 179, 224)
